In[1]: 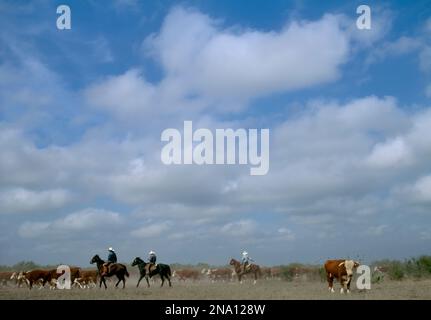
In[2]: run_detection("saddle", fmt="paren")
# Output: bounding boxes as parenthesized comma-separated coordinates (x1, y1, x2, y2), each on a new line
(101, 263, 109, 276)
(242, 263, 251, 272)
(146, 263, 158, 274)
(102, 262, 116, 276)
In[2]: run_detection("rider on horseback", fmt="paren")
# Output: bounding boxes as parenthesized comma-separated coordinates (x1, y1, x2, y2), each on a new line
(241, 251, 254, 273)
(147, 250, 157, 274)
(103, 247, 117, 275)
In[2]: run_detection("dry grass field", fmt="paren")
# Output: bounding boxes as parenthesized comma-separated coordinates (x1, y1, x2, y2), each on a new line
(1, 277, 431, 300)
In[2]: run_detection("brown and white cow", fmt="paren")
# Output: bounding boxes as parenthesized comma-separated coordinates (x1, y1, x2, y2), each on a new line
(324, 259, 360, 294)
(11, 272, 29, 287)
(73, 270, 98, 289)
(23, 270, 55, 289)
(172, 269, 201, 281)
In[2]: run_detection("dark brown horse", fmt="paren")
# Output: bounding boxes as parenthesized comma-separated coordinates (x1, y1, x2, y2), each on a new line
(230, 258, 261, 284)
(90, 255, 129, 289)
(131, 257, 172, 288)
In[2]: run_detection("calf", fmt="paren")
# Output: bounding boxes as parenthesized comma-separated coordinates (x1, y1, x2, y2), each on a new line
(324, 259, 360, 293)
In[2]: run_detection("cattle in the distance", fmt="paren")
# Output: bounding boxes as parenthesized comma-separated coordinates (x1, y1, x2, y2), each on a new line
(172, 269, 201, 281)
(206, 268, 233, 282)
(324, 259, 360, 293)
(270, 267, 282, 279)
(260, 267, 272, 279)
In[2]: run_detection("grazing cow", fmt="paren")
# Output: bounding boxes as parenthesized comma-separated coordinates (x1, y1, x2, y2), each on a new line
(324, 259, 360, 294)
(173, 269, 200, 281)
(206, 268, 232, 282)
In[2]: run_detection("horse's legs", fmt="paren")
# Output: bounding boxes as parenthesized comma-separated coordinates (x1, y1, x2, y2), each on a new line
(115, 276, 122, 288)
(160, 275, 164, 287)
(167, 275, 172, 287)
(136, 275, 144, 288)
(145, 276, 150, 288)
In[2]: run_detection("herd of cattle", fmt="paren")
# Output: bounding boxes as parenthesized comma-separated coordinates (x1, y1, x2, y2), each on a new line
(0, 268, 98, 289)
(0, 259, 365, 294)
(0, 266, 283, 289)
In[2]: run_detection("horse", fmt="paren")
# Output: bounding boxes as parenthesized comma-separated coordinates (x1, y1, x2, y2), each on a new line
(90, 254, 129, 289)
(131, 257, 172, 288)
(230, 258, 261, 284)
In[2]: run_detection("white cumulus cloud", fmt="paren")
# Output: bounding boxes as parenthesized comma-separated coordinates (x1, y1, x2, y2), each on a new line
(131, 221, 172, 238)
(18, 208, 122, 238)
(0, 188, 72, 214)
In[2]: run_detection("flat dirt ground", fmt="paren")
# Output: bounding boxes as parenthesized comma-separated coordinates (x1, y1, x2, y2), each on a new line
(1, 278, 431, 300)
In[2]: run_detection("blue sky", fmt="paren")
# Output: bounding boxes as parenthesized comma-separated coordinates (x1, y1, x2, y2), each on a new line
(0, 0, 431, 266)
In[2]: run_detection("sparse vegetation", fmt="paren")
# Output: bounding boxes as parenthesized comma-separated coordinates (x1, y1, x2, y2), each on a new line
(371, 255, 431, 281)
(0, 261, 56, 272)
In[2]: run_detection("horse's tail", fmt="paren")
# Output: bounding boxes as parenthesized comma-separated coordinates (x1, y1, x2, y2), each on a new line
(125, 267, 130, 278)
(167, 265, 172, 277)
